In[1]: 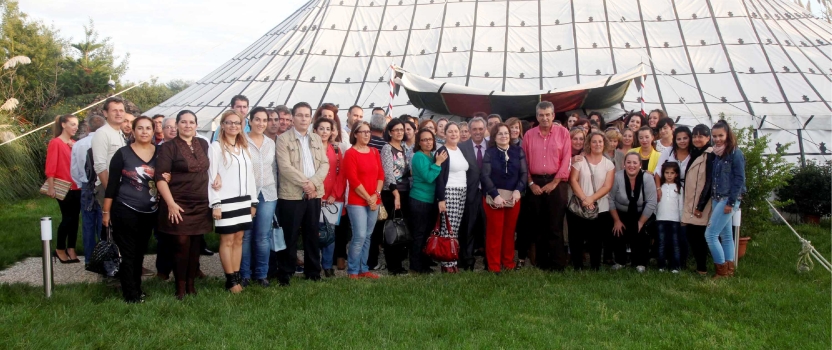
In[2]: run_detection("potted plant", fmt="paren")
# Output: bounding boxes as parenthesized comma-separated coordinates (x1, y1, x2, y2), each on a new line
(776, 160, 832, 224)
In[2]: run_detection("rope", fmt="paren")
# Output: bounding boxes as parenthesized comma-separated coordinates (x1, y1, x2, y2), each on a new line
(767, 200, 832, 273)
(797, 239, 815, 272)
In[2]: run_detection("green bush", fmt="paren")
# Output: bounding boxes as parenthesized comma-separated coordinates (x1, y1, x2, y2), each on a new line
(776, 160, 832, 217)
(735, 126, 793, 236)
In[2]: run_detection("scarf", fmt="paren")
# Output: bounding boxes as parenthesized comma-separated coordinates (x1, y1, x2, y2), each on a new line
(623, 170, 644, 215)
(496, 145, 510, 174)
(713, 144, 726, 157)
(687, 145, 706, 175)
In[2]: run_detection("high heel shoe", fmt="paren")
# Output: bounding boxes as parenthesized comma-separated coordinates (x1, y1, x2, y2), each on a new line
(52, 251, 72, 264)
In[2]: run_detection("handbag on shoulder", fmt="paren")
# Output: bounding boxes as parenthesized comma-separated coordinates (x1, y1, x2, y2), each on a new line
(383, 209, 411, 245)
(318, 211, 336, 246)
(568, 162, 599, 220)
(85, 226, 121, 277)
(486, 189, 516, 208)
(423, 213, 459, 262)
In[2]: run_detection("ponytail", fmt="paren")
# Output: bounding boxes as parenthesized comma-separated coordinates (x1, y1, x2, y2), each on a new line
(52, 115, 76, 138)
(712, 120, 736, 153)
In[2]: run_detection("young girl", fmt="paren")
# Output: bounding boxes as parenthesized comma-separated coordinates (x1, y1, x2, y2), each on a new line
(655, 162, 684, 273)
(706, 120, 746, 279)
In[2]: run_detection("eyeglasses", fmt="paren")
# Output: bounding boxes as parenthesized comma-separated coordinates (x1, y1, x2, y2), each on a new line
(223, 121, 242, 126)
(420, 138, 434, 142)
(354, 130, 371, 135)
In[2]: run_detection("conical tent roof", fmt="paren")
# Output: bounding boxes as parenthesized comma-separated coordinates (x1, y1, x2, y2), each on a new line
(144, 0, 831, 163)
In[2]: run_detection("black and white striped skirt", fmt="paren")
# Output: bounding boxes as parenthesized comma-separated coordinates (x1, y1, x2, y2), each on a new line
(214, 195, 253, 234)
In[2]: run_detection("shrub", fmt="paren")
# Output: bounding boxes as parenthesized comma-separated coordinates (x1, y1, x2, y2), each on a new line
(776, 160, 832, 217)
(735, 126, 793, 236)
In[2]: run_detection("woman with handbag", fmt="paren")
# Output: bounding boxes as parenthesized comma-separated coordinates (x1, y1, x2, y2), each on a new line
(209, 110, 257, 293)
(480, 123, 527, 273)
(102, 116, 158, 303)
(408, 128, 447, 274)
(315, 117, 346, 278)
(608, 152, 658, 273)
(434, 122, 468, 273)
(343, 121, 385, 279)
(155, 110, 213, 299)
(45, 114, 81, 263)
(567, 132, 615, 271)
(380, 119, 412, 275)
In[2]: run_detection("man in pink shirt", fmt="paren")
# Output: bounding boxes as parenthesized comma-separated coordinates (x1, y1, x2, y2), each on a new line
(521, 101, 571, 271)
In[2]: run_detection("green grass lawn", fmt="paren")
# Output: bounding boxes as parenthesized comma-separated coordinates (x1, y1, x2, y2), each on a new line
(0, 197, 829, 348)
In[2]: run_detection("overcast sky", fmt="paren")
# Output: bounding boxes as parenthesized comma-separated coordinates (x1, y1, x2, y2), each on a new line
(20, 0, 309, 83)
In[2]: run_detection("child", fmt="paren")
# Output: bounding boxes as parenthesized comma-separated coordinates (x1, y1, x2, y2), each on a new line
(655, 162, 684, 273)
(705, 120, 746, 278)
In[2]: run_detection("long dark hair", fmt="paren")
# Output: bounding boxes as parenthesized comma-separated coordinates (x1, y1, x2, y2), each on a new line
(413, 128, 436, 153)
(660, 161, 682, 193)
(53, 114, 77, 138)
(711, 120, 737, 154)
(671, 126, 692, 155)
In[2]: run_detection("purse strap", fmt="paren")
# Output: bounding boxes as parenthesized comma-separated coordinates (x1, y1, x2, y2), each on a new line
(434, 212, 453, 234)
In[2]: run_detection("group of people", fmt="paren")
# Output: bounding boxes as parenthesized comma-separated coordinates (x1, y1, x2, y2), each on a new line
(43, 94, 746, 304)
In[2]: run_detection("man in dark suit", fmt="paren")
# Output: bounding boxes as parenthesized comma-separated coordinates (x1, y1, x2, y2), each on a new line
(457, 116, 489, 270)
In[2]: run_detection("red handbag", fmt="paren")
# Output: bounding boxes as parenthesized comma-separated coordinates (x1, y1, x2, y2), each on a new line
(423, 213, 459, 262)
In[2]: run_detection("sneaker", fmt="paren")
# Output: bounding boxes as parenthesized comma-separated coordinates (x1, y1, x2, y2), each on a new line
(611, 264, 624, 270)
(295, 266, 304, 274)
(256, 278, 270, 287)
(671, 270, 679, 274)
(358, 272, 380, 279)
(636, 265, 646, 273)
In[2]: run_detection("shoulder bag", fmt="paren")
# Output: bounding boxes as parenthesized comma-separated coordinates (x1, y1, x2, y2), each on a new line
(383, 209, 411, 246)
(568, 161, 599, 220)
(423, 213, 459, 262)
(85, 226, 121, 277)
(318, 210, 336, 246)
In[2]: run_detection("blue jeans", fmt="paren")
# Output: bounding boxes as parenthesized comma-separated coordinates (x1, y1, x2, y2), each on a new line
(347, 205, 378, 275)
(656, 220, 682, 270)
(80, 187, 101, 262)
(321, 241, 335, 270)
(705, 199, 739, 264)
(242, 194, 276, 279)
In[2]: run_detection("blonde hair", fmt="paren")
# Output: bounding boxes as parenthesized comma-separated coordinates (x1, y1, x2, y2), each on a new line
(584, 131, 609, 155)
(218, 110, 250, 165)
(605, 129, 621, 152)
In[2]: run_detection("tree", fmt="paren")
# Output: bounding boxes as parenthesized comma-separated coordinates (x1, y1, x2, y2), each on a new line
(119, 78, 192, 113)
(0, 0, 64, 124)
(58, 18, 129, 97)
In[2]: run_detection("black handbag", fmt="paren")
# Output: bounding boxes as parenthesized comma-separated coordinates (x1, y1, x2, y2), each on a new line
(383, 209, 411, 246)
(318, 209, 336, 247)
(85, 226, 121, 277)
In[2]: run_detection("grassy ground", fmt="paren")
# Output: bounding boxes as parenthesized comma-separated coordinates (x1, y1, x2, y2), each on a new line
(0, 198, 829, 348)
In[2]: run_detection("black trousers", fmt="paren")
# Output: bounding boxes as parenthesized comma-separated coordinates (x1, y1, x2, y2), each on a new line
(111, 202, 156, 301)
(155, 230, 173, 275)
(459, 189, 485, 269)
(567, 211, 612, 270)
(277, 198, 322, 282)
(381, 190, 410, 273)
(612, 210, 651, 267)
(527, 178, 569, 271)
(685, 224, 709, 272)
(334, 211, 351, 260)
(56, 189, 81, 250)
(408, 197, 437, 272)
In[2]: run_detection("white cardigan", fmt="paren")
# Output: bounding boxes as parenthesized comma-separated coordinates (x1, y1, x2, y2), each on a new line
(208, 141, 258, 207)
(656, 183, 684, 222)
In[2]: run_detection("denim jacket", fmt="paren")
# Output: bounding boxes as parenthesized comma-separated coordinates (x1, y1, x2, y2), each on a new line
(711, 148, 746, 206)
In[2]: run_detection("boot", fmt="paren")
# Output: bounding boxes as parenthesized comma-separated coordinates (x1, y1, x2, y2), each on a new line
(713, 263, 729, 279)
(225, 273, 236, 291)
(185, 278, 196, 296)
(726, 261, 735, 277)
(175, 280, 186, 300)
(234, 271, 244, 289)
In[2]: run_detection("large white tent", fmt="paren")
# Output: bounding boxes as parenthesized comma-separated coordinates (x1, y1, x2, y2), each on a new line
(144, 0, 831, 163)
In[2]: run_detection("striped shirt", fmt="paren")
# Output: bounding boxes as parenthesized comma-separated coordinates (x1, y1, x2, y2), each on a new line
(294, 128, 316, 178)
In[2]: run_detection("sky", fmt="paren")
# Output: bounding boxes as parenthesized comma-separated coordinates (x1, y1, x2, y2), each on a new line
(20, 0, 310, 83)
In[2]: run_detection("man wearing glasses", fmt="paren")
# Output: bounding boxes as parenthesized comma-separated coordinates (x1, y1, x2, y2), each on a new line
(152, 115, 166, 145)
(274, 102, 330, 285)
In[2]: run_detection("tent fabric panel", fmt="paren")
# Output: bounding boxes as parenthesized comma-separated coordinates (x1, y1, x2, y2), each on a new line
(582, 81, 630, 109)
